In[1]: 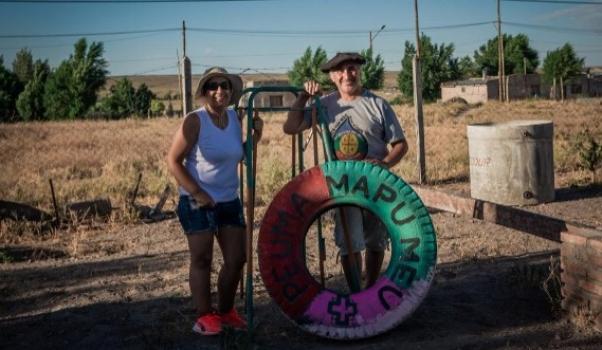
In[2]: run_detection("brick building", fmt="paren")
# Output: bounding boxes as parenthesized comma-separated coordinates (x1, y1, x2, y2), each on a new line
(441, 72, 602, 103)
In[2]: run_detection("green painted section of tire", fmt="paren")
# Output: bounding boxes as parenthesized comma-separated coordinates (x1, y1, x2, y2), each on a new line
(319, 161, 437, 289)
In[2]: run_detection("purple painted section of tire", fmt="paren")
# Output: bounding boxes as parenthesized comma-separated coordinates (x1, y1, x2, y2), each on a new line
(303, 277, 403, 327)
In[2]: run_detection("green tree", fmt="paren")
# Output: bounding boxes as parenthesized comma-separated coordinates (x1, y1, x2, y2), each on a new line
(16, 60, 50, 120)
(134, 83, 155, 116)
(288, 46, 332, 89)
(150, 99, 165, 116)
(543, 43, 584, 101)
(0, 56, 22, 122)
(43, 62, 72, 119)
(359, 48, 385, 90)
(457, 56, 478, 78)
(397, 34, 461, 101)
(12, 48, 34, 84)
(44, 38, 108, 119)
(474, 34, 539, 75)
(96, 77, 135, 118)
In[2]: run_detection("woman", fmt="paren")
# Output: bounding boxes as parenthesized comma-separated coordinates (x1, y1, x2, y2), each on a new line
(167, 67, 261, 335)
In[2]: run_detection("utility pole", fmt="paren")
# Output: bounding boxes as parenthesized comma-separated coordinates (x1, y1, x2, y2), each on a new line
(497, 0, 506, 102)
(369, 25, 386, 51)
(413, 0, 426, 184)
(176, 49, 183, 117)
(181, 20, 192, 116)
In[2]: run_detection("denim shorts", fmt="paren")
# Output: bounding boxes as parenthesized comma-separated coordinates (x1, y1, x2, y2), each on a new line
(176, 196, 246, 235)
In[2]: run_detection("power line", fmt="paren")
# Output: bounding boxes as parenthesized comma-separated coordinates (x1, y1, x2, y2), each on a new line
(8, 19, 594, 42)
(0, 21, 494, 39)
(188, 22, 494, 36)
(0, 32, 168, 50)
(0, 0, 270, 3)
(0, 28, 177, 39)
(504, 21, 602, 34)
(502, 0, 602, 5)
(130, 64, 178, 75)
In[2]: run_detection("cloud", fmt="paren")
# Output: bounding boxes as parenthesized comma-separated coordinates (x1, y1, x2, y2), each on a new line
(536, 5, 602, 30)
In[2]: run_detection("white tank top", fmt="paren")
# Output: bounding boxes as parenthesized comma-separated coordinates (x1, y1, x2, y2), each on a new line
(179, 107, 243, 203)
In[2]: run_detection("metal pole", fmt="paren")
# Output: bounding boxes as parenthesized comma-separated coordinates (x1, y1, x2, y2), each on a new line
(291, 135, 296, 178)
(297, 132, 304, 173)
(370, 25, 386, 52)
(311, 105, 326, 287)
(244, 107, 259, 336)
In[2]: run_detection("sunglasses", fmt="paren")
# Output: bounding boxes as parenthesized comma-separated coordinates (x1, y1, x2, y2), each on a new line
(205, 81, 231, 91)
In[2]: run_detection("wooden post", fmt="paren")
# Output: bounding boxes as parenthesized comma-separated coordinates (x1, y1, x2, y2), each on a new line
(48, 179, 60, 225)
(497, 0, 506, 102)
(413, 56, 426, 184)
(181, 21, 192, 115)
(560, 76, 565, 102)
(505, 75, 510, 102)
(129, 173, 142, 209)
(413, 0, 426, 185)
(176, 50, 183, 116)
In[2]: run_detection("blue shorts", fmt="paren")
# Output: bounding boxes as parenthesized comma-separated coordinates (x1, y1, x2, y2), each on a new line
(176, 196, 246, 235)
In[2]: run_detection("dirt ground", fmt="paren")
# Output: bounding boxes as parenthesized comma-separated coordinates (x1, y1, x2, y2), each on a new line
(1, 185, 602, 349)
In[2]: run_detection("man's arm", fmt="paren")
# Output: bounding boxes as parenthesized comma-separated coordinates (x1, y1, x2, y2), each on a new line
(283, 92, 311, 134)
(382, 139, 409, 168)
(283, 80, 321, 134)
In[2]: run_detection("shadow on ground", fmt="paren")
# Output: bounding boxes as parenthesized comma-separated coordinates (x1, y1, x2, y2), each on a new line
(554, 184, 602, 202)
(1, 250, 600, 349)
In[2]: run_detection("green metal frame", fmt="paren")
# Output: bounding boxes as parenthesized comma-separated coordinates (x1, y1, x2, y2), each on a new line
(236, 86, 334, 337)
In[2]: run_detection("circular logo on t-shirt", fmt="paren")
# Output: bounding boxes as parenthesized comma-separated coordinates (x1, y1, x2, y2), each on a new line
(334, 130, 368, 160)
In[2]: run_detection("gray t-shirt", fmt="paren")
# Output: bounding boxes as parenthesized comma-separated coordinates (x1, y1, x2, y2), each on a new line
(306, 89, 405, 161)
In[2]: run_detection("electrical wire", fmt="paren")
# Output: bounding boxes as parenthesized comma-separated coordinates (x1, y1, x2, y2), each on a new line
(502, 0, 602, 5)
(0, 0, 271, 3)
(504, 21, 602, 34)
(0, 28, 177, 39)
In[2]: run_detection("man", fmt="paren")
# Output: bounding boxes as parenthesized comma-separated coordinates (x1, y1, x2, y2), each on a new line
(283, 52, 409, 290)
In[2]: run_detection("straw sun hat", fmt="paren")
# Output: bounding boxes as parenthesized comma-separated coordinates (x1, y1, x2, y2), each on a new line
(195, 66, 243, 106)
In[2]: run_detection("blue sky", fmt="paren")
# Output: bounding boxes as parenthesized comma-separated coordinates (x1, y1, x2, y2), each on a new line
(0, 0, 601, 76)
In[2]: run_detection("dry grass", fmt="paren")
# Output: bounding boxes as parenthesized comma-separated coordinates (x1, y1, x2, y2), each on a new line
(0, 117, 178, 207)
(391, 98, 602, 186)
(0, 98, 601, 240)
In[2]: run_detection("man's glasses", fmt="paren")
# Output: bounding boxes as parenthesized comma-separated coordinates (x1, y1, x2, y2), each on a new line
(205, 81, 231, 91)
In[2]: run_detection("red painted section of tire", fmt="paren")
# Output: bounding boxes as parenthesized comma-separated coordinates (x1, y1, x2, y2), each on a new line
(258, 166, 331, 320)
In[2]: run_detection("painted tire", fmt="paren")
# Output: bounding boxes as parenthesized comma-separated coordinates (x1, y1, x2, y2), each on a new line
(258, 161, 437, 339)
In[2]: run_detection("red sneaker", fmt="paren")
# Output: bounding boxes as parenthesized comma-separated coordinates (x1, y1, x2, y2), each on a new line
(220, 308, 247, 329)
(192, 312, 221, 335)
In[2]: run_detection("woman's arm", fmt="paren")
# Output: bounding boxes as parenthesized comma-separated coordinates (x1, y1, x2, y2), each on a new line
(166, 113, 215, 207)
